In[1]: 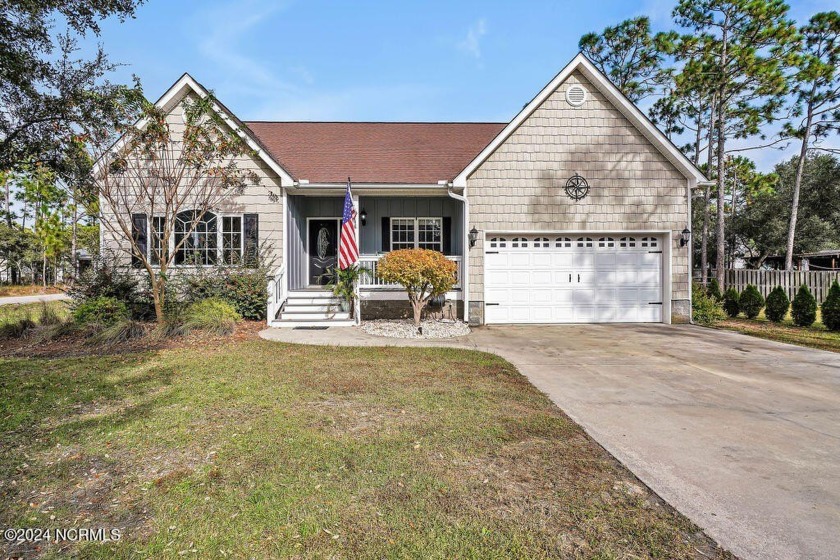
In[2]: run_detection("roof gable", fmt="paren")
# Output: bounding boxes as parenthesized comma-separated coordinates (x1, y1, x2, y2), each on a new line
(157, 74, 295, 185)
(452, 53, 709, 187)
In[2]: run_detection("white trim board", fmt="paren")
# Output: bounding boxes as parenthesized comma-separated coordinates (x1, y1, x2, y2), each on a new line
(452, 53, 709, 187)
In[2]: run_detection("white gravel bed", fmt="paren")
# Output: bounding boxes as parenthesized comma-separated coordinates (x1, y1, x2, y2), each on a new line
(359, 319, 471, 339)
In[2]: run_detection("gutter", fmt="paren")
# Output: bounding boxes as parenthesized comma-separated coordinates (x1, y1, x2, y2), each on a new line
(446, 185, 470, 324)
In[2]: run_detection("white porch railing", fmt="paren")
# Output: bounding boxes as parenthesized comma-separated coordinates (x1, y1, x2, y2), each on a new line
(358, 255, 462, 289)
(266, 265, 287, 324)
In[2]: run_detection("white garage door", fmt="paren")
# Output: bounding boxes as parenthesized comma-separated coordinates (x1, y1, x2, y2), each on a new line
(484, 234, 663, 324)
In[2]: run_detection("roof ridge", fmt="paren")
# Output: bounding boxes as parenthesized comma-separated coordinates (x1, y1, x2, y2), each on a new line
(243, 120, 507, 125)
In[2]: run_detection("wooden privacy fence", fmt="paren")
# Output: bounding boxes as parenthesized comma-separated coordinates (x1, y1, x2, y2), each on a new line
(703, 269, 840, 304)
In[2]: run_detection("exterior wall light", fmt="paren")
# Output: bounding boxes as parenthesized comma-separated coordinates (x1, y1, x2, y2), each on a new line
(469, 227, 479, 248)
(360, 209, 367, 226)
(680, 228, 691, 247)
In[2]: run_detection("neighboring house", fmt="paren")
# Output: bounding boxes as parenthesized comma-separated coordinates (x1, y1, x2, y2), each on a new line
(101, 53, 708, 327)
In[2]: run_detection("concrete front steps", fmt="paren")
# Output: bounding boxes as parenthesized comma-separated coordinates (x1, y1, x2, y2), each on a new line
(269, 290, 355, 328)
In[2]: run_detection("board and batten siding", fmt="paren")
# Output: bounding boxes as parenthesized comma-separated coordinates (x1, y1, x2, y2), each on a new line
(465, 71, 691, 323)
(100, 94, 284, 270)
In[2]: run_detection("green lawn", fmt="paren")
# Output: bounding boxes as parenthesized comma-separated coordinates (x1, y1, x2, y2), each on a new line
(717, 311, 840, 353)
(0, 335, 730, 559)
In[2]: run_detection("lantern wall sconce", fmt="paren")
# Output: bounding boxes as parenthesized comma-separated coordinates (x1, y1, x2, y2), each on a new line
(469, 227, 479, 248)
(360, 209, 367, 226)
(680, 228, 691, 247)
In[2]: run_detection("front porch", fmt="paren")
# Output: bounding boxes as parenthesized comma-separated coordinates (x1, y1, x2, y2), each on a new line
(269, 194, 466, 326)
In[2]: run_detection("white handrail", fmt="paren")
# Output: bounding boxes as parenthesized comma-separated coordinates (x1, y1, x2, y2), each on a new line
(358, 254, 462, 289)
(266, 264, 287, 324)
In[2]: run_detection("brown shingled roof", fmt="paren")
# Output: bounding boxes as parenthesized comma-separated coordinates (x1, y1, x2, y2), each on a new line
(244, 121, 506, 184)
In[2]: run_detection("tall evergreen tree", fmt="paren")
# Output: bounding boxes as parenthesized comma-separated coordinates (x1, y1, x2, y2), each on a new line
(579, 17, 666, 102)
(672, 0, 798, 286)
(783, 11, 840, 270)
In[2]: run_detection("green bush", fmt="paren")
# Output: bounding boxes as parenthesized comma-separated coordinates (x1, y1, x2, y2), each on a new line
(723, 288, 740, 318)
(72, 296, 129, 326)
(822, 280, 840, 332)
(68, 257, 151, 319)
(765, 286, 790, 323)
(791, 284, 817, 328)
(739, 285, 765, 320)
(182, 298, 241, 335)
(707, 278, 723, 302)
(692, 283, 725, 326)
(181, 269, 268, 320)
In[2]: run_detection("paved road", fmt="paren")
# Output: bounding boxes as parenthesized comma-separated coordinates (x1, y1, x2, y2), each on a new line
(261, 323, 840, 560)
(0, 293, 68, 305)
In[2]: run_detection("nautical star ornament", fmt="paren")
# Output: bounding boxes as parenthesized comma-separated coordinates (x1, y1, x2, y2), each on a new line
(564, 173, 590, 201)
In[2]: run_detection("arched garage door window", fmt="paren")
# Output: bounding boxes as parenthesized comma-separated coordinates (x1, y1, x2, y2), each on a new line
(174, 210, 217, 265)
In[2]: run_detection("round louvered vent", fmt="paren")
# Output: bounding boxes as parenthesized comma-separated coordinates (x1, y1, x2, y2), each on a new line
(566, 84, 587, 107)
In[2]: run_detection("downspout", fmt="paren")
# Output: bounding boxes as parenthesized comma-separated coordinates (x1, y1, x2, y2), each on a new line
(687, 178, 694, 325)
(447, 185, 469, 324)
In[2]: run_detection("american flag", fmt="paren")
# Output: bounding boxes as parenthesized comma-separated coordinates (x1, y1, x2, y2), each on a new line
(338, 178, 359, 269)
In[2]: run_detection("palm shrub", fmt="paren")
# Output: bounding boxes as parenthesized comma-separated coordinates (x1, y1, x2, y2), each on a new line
(791, 284, 817, 328)
(739, 285, 765, 320)
(706, 278, 723, 302)
(765, 286, 790, 323)
(822, 280, 840, 331)
(723, 288, 740, 318)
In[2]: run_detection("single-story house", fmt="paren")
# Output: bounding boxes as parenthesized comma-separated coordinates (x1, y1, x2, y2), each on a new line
(101, 53, 709, 327)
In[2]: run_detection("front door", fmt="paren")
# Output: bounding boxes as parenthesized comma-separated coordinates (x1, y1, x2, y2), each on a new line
(308, 219, 339, 285)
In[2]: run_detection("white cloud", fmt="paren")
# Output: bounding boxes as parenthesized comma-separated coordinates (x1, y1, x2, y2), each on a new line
(457, 19, 487, 59)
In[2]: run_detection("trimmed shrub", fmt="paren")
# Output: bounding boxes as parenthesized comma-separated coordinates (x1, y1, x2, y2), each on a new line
(182, 298, 241, 335)
(707, 278, 723, 302)
(723, 288, 740, 318)
(692, 283, 725, 326)
(739, 285, 765, 320)
(765, 286, 790, 323)
(377, 249, 457, 327)
(181, 269, 268, 320)
(822, 280, 840, 332)
(791, 284, 817, 328)
(72, 296, 129, 326)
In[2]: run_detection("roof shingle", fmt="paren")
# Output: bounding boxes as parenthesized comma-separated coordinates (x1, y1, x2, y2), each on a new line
(244, 121, 506, 184)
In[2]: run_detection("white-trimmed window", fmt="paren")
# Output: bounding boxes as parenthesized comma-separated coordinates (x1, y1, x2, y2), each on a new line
(641, 236, 658, 248)
(598, 237, 615, 248)
(391, 218, 416, 250)
(391, 218, 442, 252)
(555, 237, 572, 248)
(150, 216, 166, 265)
(576, 237, 593, 248)
(175, 210, 217, 266)
(534, 237, 550, 247)
(489, 237, 507, 248)
(417, 218, 442, 251)
(619, 236, 636, 248)
(222, 216, 243, 265)
(511, 237, 528, 248)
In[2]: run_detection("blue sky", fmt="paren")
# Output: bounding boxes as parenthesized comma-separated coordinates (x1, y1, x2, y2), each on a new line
(83, 0, 837, 170)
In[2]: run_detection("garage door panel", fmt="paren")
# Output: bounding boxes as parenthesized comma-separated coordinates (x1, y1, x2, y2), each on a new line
(485, 233, 663, 324)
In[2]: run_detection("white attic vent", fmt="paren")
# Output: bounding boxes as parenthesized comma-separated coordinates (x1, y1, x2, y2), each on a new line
(566, 84, 587, 107)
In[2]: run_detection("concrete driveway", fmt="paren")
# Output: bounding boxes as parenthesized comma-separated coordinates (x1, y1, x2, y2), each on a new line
(261, 323, 840, 560)
(0, 293, 68, 305)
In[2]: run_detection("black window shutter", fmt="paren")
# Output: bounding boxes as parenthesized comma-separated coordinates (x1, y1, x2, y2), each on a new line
(381, 217, 390, 252)
(243, 213, 259, 267)
(442, 217, 452, 255)
(131, 213, 147, 268)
